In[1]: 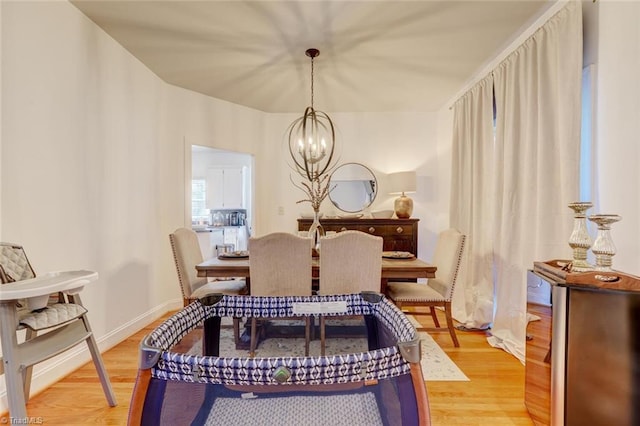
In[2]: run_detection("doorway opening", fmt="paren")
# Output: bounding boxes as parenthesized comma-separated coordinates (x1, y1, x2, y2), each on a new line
(190, 145, 253, 257)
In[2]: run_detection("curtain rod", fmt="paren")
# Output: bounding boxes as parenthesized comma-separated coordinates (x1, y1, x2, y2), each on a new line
(447, 0, 572, 110)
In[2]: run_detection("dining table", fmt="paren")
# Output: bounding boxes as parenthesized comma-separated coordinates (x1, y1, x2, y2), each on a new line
(196, 254, 436, 350)
(196, 255, 437, 294)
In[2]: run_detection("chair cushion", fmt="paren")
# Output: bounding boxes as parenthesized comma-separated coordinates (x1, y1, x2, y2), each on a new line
(18, 303, 87, 331)
(191, 279, 246, 298)
(0, 245, 36, 282)
(387, 282, 446, 303)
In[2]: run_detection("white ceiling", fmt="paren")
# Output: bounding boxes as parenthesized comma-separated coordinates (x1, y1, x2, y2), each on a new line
(70, 0, 554, 113)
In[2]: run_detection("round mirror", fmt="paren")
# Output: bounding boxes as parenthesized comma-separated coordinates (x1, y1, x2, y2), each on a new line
(328, 163, 377, 213)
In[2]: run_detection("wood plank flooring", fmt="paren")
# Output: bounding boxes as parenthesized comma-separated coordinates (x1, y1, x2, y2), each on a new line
(1, 309, 534, 425)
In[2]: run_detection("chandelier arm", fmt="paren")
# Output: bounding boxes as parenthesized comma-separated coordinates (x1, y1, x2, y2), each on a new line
(300, 107, 314, 180)
(289, 109, 335, 180)
(289, 133, 304, 174)
(312, 112, 336, 176)
(287, 119, 309, 174)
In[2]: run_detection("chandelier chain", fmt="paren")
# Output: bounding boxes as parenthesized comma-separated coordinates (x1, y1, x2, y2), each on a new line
(310, 56, 314, 109)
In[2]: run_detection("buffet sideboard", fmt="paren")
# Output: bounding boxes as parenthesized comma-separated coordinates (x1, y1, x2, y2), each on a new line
(297, 218, 419, 256)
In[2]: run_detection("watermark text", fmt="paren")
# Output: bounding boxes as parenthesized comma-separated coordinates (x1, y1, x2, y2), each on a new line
(1, 417, 44, 424)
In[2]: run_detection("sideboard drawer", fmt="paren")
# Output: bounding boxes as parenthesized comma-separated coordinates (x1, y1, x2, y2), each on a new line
(321, 224, 351, 233)
(297, 218, 419, 256)
(363, 224, 412, 235)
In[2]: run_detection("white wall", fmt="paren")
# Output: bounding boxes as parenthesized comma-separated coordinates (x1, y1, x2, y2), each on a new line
(0, 1, 265, 409)
(593, 1, 640, 275)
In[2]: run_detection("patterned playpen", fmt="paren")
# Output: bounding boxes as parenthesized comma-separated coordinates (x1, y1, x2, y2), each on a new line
(128, 292, 431, 425)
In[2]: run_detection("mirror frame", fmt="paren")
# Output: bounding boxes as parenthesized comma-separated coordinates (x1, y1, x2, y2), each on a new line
(328, 162, 378, 213)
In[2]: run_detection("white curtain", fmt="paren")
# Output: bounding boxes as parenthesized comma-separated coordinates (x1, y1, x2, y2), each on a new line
(488, 1, 583, 362)
(449, 1, 583, 362)
(449, 77, 495, 330)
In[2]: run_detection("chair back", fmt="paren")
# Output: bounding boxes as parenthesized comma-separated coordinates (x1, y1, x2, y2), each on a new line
(318, 230, 383, 295)
(248, 232, 313, 297)
(429, 228, 466, 300)
(0, 243, 36, 284)
(169, 228, 208, 299)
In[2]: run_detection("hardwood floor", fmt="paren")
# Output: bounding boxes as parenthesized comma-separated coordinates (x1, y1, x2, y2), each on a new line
(1, 309, 534, 425)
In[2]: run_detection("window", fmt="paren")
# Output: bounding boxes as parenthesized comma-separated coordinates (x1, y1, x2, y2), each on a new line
(192, 179, 208, 224)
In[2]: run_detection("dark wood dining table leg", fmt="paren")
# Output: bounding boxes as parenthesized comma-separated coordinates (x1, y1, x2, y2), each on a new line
(380, 278, 389, 296)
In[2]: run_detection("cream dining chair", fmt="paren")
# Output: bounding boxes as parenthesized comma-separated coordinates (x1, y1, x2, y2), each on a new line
(248, 232, 313, 357)
(386, 228, 466, 347)
(169, 228, 247, 345)
(0, 242, 117, 419)
(318, 230, 383, 355)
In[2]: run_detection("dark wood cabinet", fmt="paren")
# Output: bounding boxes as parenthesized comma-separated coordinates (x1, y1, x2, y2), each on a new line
(525, 299, 552, 425)
(529, 260, 640, 426)
(297, 218, 419, 256)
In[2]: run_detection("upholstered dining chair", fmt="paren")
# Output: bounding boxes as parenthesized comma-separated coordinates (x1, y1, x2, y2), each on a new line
(386, 228, 466, 347)
(169, 228, 247, 306)
(169, 228, 247, 345)
(0, 242, 117, 419)
(248, 232, 313, 357)
(318, 230, 383, 355)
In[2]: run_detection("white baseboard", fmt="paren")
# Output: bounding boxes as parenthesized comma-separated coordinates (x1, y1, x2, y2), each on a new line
(0, 299, 182, 414)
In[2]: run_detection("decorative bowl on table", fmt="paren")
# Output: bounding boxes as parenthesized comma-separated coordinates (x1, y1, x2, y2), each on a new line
(299, 212, 323, 219)
(371, 210, 394, 219)
(337, 213, 364, 219)
(382, 251, 415, 259)
(217, 250, 249, 259)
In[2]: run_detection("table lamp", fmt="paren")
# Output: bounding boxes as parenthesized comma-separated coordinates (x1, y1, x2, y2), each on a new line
(389, 171, 416, 218)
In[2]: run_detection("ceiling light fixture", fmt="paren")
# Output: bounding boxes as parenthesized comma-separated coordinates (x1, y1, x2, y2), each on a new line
(287, 48, 336, 188)
(287, 48, 338, 251)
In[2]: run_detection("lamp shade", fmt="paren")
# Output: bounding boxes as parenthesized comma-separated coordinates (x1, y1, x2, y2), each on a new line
(389, 171, 417, 194)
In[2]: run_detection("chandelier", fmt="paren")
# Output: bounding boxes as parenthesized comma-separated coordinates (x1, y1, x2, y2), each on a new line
(286, 48, 338, 251)
(287, 48, 337, 187)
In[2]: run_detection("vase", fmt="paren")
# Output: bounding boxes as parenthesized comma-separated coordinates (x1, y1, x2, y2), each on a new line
(308, 209, 325, 254)
(567, 201, 593, 271)
(588, 214, 622, 272)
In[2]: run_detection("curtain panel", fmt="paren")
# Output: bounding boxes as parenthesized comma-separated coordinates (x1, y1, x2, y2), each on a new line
(449, 1, 583, 362)
(488, 0, 582, 362)
(449, 77, 495, 330)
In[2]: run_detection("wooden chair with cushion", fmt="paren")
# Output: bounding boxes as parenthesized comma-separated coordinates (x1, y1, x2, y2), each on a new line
(169, 228, 247, 306)
(0, 242, 117, 419)
(386, 228, 466, 347)
(318, 230, 383, 355)
(248, 232, 313, 357)
(169, 228, 247, 345)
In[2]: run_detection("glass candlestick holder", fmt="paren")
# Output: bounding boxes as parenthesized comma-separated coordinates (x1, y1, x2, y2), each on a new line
(588, 214, 622, 272)
(567, 201, 593, 271)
